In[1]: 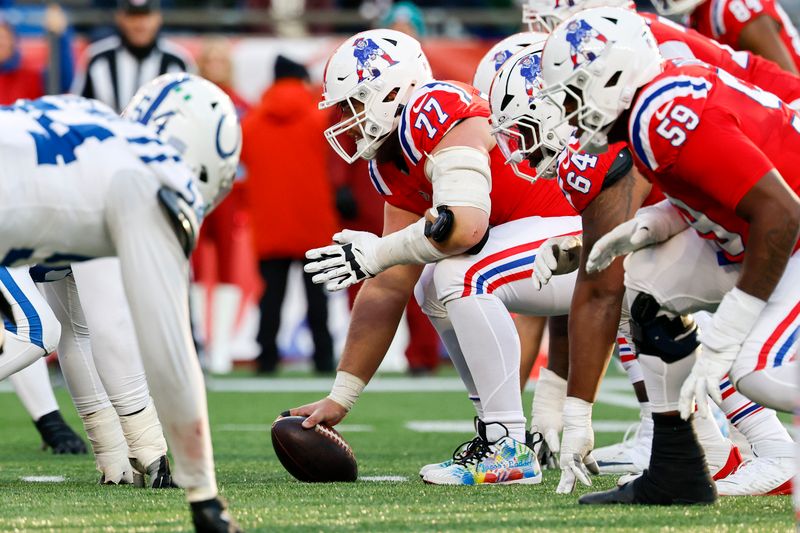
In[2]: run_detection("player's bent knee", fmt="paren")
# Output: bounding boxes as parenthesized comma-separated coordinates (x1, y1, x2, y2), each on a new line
(431, 257, 470, 308)
(414, 265, 448, 319)
(629, 292, 699, 362)
(38, 306, 62, 355)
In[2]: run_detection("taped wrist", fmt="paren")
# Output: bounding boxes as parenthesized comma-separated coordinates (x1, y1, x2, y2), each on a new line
(640, 199, 688, 240)
(372, 218, 450, 271)
(534, 368, 567, 408)
(327, 371, 366, 412)
(425, 146, 492, 214)
(701, 287, 766, 351)
(562, 396, 593, 427)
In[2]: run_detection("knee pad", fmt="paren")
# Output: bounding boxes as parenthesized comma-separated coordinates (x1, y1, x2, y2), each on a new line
(629, 293, 699, 363)
(414, 265, 448, 319)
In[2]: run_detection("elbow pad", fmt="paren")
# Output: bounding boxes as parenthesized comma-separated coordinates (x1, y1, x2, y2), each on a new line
(425, 146, 492, 215)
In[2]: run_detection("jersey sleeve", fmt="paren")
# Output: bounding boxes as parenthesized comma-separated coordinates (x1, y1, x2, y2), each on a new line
(712, 0, 782, 45)
(671, 106, 775, 213)
(397, 82, 486, 166)
(627, 70, 713, 175)
(555, 140, 632, 213)
(368, 161, 428, 217)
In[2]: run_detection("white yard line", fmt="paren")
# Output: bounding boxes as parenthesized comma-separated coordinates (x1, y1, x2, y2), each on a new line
(406, 420, 638, 434)
(359, 475, 408, 482)
(218, 423, 373, 433)
(20, 476, 65, 483)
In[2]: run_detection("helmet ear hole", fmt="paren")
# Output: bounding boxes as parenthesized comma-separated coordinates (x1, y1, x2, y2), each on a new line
(604, 71, 622, 88)
(382, 88, 401, 103)
(199, 166, 209, 183)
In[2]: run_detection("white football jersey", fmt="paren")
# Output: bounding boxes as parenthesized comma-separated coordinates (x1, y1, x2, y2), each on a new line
(0, 95, 201, 267)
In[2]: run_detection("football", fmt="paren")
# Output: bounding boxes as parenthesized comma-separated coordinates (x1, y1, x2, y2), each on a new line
(271, 415, 358, 482)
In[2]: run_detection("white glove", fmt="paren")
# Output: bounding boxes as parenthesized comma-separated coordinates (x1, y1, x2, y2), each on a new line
(556, 397, 599, 494)
(304, 230, 383, 292)
(532, 235, 583, 290)
(586, 200, 688, 274)
(530, 368, 567, 456)
(679, 288, 766, 420)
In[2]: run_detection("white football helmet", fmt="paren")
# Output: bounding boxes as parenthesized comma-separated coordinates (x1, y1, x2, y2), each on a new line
(522, 0, 636, 33)
(123, 72, 241, 212)
(320, 29, 432, 163)
(473, 32, 549, 95)
(539, 7, 662, 151)
(489, 43, 571, 181)
(650, 0, 704, 16)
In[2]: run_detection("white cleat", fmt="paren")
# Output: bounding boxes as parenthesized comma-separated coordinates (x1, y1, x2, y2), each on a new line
(617, 439, 743, 487)
(594, 416, 653, 475)
(716, 441, 794, 496)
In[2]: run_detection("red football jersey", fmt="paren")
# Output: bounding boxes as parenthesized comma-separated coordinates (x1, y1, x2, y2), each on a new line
(369, 80, 576, 226)
(627, 60, 800, 261)
(689, 0, 800, 73)
(645, 12, 800, 104)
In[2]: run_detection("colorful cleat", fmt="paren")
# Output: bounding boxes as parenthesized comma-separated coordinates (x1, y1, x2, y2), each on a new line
(423, 419, 542, 486)
(418, 435, 485, 478)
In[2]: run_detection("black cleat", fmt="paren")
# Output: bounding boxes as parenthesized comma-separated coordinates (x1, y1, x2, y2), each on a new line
(579, 478, 638, 505)
(34, 410, 87, 455)
(191, 498, 242, 533)
(144, 455, 180, 489)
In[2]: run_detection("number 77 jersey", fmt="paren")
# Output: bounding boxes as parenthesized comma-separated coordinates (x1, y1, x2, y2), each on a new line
(627, 60, 800, 262)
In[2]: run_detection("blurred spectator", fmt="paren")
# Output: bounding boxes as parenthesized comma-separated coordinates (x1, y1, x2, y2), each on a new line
(241, 55, 338, 375)
(0, 4, 74, 104)
(380, 1, 425, 36)
(73, 0, 194, 111)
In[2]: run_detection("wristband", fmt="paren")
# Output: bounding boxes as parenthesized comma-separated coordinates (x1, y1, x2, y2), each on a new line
(327, 371, 366, 412)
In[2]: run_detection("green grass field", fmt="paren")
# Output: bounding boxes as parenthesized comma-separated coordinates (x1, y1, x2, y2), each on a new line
(0, 375, 793, 532)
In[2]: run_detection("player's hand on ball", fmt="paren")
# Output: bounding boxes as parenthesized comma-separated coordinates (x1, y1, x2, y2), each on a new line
(305, 230, 382, 291)
(556, 397, 599, 494)
(290, 398, 348, 429)
(532, 235, 582, 290)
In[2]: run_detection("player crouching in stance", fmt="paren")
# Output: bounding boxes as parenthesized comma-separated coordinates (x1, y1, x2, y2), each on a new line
(0, 76, 242, 531)
(290, 29, 584, 485)
(534, 8, 799, 504)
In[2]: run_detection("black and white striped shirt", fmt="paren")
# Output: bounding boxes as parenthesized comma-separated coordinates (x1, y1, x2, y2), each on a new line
(72, 35, 195, 112)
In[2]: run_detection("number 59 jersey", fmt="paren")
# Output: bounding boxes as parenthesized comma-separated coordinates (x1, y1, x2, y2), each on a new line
(393, 80, 576, 225)
(627, 60, 800, 262)
(0, 95, 199, 267)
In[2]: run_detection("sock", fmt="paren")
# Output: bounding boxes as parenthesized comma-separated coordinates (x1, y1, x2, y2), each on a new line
(632, 413, 716, 504)
(119, 397, 168, 470)
(428, 315, 484, 418)
(718, 378, 792, 452)
(82, 405, 132, 483)
(446, 295, 526, 442)
(617, 334, 644, 384)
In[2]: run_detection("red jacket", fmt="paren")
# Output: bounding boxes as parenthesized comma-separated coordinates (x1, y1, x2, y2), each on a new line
(241, 79, 339, 259)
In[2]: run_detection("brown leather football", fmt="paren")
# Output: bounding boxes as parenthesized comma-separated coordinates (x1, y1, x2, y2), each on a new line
(271, 415, 358, 482)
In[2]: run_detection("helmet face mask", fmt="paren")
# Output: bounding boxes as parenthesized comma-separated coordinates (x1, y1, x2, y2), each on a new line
(320, 29, 432, 163)
(539, 8, 662, 154)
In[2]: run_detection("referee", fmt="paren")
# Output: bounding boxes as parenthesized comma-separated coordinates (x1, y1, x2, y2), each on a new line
(72, 0, 194, 111)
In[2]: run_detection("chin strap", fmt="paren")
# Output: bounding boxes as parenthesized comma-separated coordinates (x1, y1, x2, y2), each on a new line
(157, 186, 200, 259)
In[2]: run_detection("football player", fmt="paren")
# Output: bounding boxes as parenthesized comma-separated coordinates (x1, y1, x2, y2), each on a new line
(290, 29, 583, 485)
(652, 0, 800, 75)
(536, 8, 799, 504)
(499, 1, 800, 495)
(0, 77, 241, 530)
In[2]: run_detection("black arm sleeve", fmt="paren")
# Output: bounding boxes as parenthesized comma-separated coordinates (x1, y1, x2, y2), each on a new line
(601, 147, 634, 191)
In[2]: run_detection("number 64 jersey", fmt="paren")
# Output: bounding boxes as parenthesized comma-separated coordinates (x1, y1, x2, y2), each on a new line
(627, 60, 800, 262)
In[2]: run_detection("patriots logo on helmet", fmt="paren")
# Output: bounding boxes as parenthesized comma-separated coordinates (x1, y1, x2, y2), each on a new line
(493, 50, 514, 72)
(519, 53, 543, 101)
(353, 37, 399, 82)
(565, 19, 608, 69)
